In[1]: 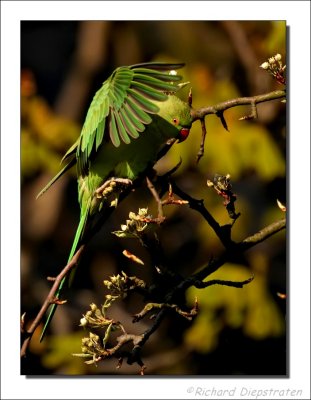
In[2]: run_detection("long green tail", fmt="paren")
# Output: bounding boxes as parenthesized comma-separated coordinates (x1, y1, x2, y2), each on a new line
(39, 204, 90, 342)
(36, 157, 76, 199)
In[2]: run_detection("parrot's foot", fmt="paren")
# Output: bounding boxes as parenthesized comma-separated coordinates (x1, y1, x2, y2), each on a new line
(95, 178, 133, 199)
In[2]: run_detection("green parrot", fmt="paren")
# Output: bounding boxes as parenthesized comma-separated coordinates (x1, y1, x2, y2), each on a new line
(37, 62, 193, 340)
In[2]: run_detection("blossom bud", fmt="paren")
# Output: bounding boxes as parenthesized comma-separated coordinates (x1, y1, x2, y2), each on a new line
(260, 62, 269, 70)
(268, 56, 275, 64)
(103, 280, 111, 288)
(89, 332, 99, 341)
(129, 211, 136, 220)
(81, 346, 89, 353)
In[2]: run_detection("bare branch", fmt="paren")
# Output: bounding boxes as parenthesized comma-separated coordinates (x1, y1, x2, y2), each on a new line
(196, 118, 208, 163)
(125, 219, 285, 367)
(240, 218, 286, 250)
(20, 245, 85, 358)
(194, 274, 254, 289)
(71, 216, 286, 371)
(187, 218, 286, 286)
(146, 176, 164, 219)
(191, 90, 286, 121)
(170, 180, 233, 248)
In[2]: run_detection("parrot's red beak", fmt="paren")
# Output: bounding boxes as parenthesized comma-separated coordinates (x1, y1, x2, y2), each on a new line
(178, 128, 190, 142)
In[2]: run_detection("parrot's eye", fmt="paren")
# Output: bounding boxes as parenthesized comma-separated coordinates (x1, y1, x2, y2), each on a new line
(173, 118, 179, 125)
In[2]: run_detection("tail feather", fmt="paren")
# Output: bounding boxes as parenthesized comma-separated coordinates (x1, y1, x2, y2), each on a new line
(39, 201, 90, 342)
(36, 156, 76, 199)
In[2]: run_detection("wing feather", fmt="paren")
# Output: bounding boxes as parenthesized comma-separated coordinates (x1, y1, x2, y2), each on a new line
(119, 107, 140, 139)
(126, 96, 153, 125)
(131, 81, 168, 101)
(123, 102, 145, 132)
(114, 110, 131, 144)
(127, 88, 161, 113)
(77, 62, 185, 175)
(108, 110, 120, 148)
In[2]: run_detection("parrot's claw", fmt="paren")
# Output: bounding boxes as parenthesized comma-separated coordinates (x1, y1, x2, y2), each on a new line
(95, 178, 133, 199)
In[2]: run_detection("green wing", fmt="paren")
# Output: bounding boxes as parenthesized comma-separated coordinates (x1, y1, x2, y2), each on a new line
(77, 62, 185, 176)
(36, 63, 185, 198)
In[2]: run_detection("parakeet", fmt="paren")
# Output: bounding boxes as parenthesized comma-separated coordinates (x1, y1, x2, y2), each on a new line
(37, 62, 193, 340)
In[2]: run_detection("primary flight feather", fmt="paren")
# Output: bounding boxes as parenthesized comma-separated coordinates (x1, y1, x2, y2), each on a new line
(37, 62, 193, 340)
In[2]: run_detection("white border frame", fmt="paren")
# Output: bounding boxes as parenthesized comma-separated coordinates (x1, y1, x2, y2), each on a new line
(1, 1, 310, 399)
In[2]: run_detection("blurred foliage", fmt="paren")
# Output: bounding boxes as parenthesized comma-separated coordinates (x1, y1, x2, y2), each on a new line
(21, 21, 286, 375)
(185, 262, 285, 354)
(21, 70, 80, 179)
(41, 332, 88, 375)
(264, 21, 287, 55)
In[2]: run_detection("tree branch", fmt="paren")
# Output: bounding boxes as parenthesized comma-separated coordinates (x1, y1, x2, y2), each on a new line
(182, 218, 286, 288)
(170, 180, 233, 248)
(191, 90, 286, 121)
(194, 275, 254, 289)
(133, 219, 285, 360)
(240, 218, 286, 250)
(21, 245, 85, 358)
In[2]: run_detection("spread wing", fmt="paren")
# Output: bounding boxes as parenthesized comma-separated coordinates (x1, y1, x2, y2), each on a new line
(77, 62, 185, 175)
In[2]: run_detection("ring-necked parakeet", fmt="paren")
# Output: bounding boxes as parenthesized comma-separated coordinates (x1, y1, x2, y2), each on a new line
(37, 62, 193, 340)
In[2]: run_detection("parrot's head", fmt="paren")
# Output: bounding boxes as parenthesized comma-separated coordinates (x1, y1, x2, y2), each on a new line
(157, 95, 193, 143)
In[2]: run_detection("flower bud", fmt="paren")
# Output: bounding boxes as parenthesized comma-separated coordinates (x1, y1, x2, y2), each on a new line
(260, 62, 269, 70)
(89, 332, 99, 341)
(129, 211, 136, 220)
(103, 280, 111, 288)
(268, 56, 275, 64)
(81, 346, 89, 353)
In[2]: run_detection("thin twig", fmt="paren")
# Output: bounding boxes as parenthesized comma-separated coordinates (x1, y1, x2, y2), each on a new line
(194, 274, 254, 289)
(166, 218, 286, 300)
(196, 118, 207, 163)
(146, 176, 164, 219)
(240, 218, 286, 250)
(170, 180, 233, 248)
(198, 219, 284, 283)
(20, 245, 85, 357)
